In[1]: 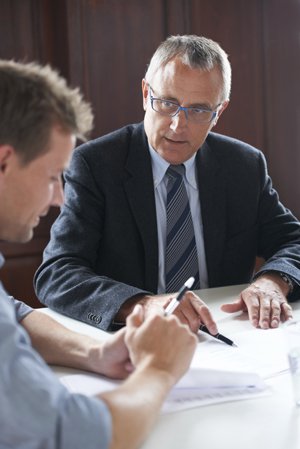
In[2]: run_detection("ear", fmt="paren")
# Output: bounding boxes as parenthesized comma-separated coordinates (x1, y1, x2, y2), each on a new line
(212, 100, 229, 127)
(142, 78, 149, 111)
(0, 145, 15, 175)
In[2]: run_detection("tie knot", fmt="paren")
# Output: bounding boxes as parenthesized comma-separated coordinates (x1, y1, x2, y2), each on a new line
(167, 164, 185, 181)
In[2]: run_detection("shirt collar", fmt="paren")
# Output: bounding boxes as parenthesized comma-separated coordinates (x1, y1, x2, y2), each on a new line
(148, 144, 170, 188)
(184, 154, 198, 189)
(148, 144, 198, 189)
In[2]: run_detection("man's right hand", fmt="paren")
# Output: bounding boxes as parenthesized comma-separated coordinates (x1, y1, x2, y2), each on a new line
(125, 304, 197, 385)
(116, 291, 218, 335)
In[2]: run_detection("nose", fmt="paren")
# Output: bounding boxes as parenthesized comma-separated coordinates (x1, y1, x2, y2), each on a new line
(51, 178, 64, 207)
(170, 108, 188, 131)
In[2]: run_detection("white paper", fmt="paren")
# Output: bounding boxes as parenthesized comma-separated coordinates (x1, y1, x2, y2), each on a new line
(60, 327, 288, 414)
(60, 366, 268, 414)
(193, 327, 288, 379)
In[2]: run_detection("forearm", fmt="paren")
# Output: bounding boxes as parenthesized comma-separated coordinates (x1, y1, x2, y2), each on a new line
(21, 310, 100, 371)
(100, 366, 174, 449)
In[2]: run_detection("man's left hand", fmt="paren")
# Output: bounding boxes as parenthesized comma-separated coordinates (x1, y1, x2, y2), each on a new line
(220, 273, 293, 328)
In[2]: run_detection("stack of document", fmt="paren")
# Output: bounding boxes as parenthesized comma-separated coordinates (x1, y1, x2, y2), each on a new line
(164, 367, 267, 413)
(60, 366, 268, 414)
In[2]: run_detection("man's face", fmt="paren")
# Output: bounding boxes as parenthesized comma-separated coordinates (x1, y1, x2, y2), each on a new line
(142, 58, 228, 165)
(0, 125, 75, 243)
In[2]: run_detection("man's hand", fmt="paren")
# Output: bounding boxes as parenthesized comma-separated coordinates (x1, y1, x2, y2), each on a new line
(100, 305, 197, 449)
(125, 304, 197, 383)
(116, 291, 218, 335)
(221, 273, 293, 328)
(89, 328, 133, 380)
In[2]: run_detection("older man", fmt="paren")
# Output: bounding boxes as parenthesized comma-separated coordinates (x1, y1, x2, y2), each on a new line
(35, 34, 300, 332)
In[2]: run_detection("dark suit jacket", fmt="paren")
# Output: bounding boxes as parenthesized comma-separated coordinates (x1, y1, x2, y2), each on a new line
(34, 122, 300, 330)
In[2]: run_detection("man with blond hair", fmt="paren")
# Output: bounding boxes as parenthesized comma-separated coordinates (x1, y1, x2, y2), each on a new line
(0, 60, 197, 449)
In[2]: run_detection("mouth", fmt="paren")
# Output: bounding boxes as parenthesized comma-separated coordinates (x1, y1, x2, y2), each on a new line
(164, 137, 187, 145)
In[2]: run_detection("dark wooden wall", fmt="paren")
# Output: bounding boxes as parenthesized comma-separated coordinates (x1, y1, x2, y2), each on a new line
(0, 0, 299, 306)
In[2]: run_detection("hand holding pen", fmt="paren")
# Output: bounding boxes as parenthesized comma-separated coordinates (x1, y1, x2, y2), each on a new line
(164, 277, 237, 346)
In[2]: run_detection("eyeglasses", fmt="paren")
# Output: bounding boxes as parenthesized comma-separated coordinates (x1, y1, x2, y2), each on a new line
(148, 84, 221, 124)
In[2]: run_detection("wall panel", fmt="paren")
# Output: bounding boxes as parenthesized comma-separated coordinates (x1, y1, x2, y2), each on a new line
(0, 0, 299, 305)
(65, 0, 168, 136)
(263, 0, 300, 217)
(184, 0, 265, 150)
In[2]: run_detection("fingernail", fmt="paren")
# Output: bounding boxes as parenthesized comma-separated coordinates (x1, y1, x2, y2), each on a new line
(271, 319, 279, 328)
(133, 304, 142, 313)
(211, 325, 218, 335)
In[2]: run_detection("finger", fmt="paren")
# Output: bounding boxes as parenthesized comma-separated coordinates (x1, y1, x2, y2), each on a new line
(240, 291, 260, 327)
(113, 362, 134, 379)
(280, 301, 293, 321)
(124, 361, 134, 373)
(173, 302, 197, 332)
(220, 298, 246, 314)
(189, 294, 218, 334)
(126, 303, 144, 329)
(173, 307, 190, 326)
(173, 292, 206, 333)
(270, 298, 281, 328)
(257, 294, 272, 329)
(112, 327, 127, 344)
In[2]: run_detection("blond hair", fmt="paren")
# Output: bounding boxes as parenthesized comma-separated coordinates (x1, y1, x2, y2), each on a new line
(0, 60, 93, 164)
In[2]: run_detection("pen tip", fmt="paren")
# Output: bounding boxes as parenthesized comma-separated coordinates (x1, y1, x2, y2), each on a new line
(232, 343, 238, 348)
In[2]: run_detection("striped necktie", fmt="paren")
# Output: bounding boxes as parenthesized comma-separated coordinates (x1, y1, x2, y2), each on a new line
(165, 164, 200, 293)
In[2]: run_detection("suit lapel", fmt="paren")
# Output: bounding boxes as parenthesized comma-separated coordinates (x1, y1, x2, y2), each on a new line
(196, 140, 227, 286)
(123, 125, 159, 292)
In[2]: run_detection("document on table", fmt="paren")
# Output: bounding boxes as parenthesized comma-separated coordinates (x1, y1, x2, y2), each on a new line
(60, 367, 268, 414)
(60, 327, 288, 413)
(193, 327, 288, 379)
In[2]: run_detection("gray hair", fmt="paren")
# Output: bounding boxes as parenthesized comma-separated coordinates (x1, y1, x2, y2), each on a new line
(145, 35, 232, 101)
(0, 60, 94, 165)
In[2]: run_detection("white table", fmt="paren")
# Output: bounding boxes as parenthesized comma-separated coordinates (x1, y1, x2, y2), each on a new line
(42, 285, 300, 449)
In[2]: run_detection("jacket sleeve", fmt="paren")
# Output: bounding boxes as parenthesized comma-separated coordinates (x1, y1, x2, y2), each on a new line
(34, 145, 150, 331)
(254, 151, 300, 301)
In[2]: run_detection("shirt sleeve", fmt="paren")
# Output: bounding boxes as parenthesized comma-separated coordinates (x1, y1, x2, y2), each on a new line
(12, 297, 34, 321)
(0, 287, 112, 449)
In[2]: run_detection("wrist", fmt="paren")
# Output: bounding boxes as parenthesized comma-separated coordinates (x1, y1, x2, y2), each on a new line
(256, 271, 294, 296)
(135, 363, 176, 390)
(114, 294, 149, 323)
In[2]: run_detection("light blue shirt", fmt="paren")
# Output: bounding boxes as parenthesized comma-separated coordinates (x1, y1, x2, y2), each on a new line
(0, 253, 111, 449)
(148, 146, 208, 293)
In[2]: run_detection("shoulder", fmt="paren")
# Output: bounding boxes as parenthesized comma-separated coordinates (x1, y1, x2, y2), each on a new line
(204, 132, 266, 169)
(66, 122, 147, 179)
(206, 132, 262, 158)
(74, 122, 145, 160)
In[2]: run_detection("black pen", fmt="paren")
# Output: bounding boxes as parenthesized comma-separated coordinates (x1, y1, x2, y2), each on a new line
(199, 324, 238, 347)
(164, 277, 195, 316)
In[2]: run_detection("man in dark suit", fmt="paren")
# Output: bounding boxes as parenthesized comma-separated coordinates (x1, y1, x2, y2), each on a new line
(35, 35, 300, 332)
